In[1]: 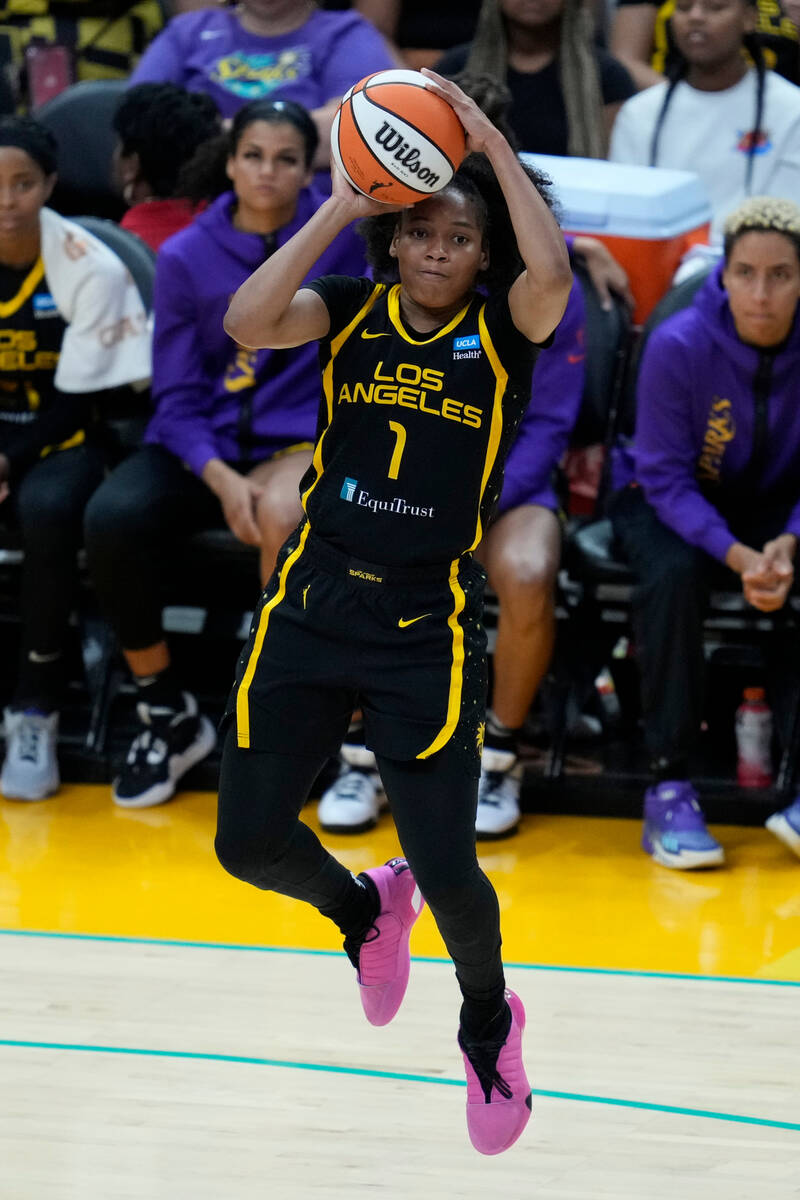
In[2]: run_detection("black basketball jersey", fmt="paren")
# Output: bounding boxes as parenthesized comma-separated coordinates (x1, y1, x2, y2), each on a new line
(299, 276, 542, 567)
(0, 257, 65, 432)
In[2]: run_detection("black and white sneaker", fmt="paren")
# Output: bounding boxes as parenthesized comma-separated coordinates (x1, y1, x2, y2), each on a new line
(112, 691, 216, 809)
(475, 747, 522, 840)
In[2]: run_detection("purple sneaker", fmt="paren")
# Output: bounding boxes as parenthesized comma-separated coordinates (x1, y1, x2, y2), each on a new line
(765, 797, 800, 859)
(643, 781, 724, 869)
(458, 989, 532, 1156)
(351, 857, 424, 1027)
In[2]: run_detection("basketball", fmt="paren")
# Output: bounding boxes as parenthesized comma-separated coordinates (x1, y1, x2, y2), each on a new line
(331, 69, 466, 205)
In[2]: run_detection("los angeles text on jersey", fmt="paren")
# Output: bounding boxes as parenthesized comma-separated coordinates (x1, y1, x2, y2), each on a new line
(335, 361, 482, 430)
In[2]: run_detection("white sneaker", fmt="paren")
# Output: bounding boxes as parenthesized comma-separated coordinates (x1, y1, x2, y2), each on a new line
(476, 746, 522, 840)
(112, 692, 216, 809)
(1, 708, 60, 801)
(318, 745, 383, 833)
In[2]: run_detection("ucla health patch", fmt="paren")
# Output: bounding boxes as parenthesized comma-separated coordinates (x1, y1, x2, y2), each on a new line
(453, 333, 481, 360)
(33, 293, 58, 318)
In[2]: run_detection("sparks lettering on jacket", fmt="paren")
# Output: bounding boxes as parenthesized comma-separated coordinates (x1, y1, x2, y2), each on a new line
(697, 396, 736, 482)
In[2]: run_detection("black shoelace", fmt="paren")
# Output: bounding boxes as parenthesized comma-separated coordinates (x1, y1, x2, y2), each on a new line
(458, 1031, 513, 1103)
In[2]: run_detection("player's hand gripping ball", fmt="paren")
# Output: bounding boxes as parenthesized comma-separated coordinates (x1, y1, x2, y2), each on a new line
(331, 68, 467, 205)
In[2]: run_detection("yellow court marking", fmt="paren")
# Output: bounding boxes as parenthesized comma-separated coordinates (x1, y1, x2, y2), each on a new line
(1, 786, 798, 982)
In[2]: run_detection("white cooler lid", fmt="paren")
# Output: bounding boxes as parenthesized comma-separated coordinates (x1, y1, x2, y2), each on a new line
(520, 153, 713, 239)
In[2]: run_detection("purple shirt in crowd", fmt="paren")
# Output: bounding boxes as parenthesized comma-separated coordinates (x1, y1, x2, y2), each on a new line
(632, 264, 800, 562)
(129, 7, 394, 118)
(499, 271, 586, 514)
(145, 189, 367, 476)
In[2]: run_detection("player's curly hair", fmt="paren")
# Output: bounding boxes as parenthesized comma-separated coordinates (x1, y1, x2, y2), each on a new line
(0, 115, 58, 177)
(113, 83, 221, 200)
(358, 152, 556, 295)
(723, 196, 800, 264)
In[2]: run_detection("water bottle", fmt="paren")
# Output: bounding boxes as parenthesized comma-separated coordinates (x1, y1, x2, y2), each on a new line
(735, 687, 773, 788)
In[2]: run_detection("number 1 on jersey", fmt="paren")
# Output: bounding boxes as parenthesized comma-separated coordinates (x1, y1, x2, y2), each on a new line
(387, 420, 406, 480)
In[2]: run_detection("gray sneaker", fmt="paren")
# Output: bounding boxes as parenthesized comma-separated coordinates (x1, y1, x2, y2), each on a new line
(1, 707, 59, 801)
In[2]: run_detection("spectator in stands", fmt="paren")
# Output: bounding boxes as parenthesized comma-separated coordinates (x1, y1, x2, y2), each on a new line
(112, 83, 220, 253)
(0, 116, 151, 803)
(0, 2, 165, 109)
(611, 0, 799, 91)
(434, 0, 635, 157)
(84, 98, 366, 811)
(609, 0, 800, 242)
(128, 0, 395, 169)
(352, 0, 481, 69)
(610, 195, 800, 869)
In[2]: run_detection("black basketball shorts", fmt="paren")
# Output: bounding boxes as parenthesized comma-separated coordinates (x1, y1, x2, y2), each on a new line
(225, 523, 488, 777)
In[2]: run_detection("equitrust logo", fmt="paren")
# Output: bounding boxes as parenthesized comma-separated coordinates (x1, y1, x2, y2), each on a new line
(340, 477, 434, 519)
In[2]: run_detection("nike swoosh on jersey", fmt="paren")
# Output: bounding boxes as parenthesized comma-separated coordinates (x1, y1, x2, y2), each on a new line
(200, 29, 224, 38)
(567, 352, 586, 364)
(361, 330, 391, 339)
(398, 613, 432, 628)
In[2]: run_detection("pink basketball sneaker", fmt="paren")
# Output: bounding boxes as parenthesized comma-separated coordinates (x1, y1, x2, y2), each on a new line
(458, 989, 532, 1155)
(353, 857, 425, 1026)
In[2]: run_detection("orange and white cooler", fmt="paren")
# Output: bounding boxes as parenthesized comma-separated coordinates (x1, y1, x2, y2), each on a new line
(520, 154, 713, 323)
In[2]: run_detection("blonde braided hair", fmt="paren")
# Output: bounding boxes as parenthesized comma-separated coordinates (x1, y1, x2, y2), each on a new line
(458, 0, 606, 158)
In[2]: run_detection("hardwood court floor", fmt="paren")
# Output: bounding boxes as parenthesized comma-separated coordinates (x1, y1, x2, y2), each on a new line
(1, 785, 799, 1199)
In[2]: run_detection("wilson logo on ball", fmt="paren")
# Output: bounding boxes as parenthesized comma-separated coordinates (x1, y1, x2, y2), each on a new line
(373, 121, 441, 188)
(331, 68, 466, 205)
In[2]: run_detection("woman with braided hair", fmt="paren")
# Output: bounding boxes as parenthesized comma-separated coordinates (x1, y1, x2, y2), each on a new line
(610, 195, 800, 869)
(610, 0, 800, 242)
(434, 0, 635, 157)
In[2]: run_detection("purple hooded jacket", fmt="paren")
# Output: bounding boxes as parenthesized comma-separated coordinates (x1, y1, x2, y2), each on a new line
(632, 263, 800, 562)
(145, 189, 366, 477)
(499, 270, 586, 514)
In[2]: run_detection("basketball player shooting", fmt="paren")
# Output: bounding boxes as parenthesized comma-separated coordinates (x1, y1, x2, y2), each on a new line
(217, 70, 571, 1155)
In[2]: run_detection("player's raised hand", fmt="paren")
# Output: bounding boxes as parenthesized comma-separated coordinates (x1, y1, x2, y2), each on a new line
(420, 69, 501, 155)
(330, 162, 410, 219)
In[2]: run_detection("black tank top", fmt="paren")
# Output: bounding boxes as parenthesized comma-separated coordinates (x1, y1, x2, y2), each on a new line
(300, 276, 543, 567)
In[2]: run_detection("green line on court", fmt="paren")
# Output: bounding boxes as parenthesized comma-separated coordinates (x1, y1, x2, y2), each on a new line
(1, 1037, 798, 1133)
(0, 927, 798, 988)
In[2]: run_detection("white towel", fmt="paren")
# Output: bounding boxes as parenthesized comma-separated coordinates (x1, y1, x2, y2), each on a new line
(40, 206, 152, 394)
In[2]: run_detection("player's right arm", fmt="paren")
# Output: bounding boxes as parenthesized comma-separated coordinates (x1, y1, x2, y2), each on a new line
(224, 170, 404, 351)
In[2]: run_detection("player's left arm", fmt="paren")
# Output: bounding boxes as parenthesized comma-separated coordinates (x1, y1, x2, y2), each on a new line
(421, 69, 572, 344)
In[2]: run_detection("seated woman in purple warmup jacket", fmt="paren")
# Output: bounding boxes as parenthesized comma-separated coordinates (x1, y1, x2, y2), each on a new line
(610, 195, 800, 872)
(84, 98, 367, 813)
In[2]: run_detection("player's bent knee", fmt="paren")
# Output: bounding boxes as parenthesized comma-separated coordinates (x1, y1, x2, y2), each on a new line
(492, 549, 558, 607)
(255, 490, 304, 539)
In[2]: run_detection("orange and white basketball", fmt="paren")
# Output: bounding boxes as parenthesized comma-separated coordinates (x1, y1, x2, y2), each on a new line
(331, 69, 466, 205)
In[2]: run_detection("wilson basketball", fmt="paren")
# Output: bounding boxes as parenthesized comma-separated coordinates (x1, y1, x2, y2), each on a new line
(331, 69, 466, 205)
